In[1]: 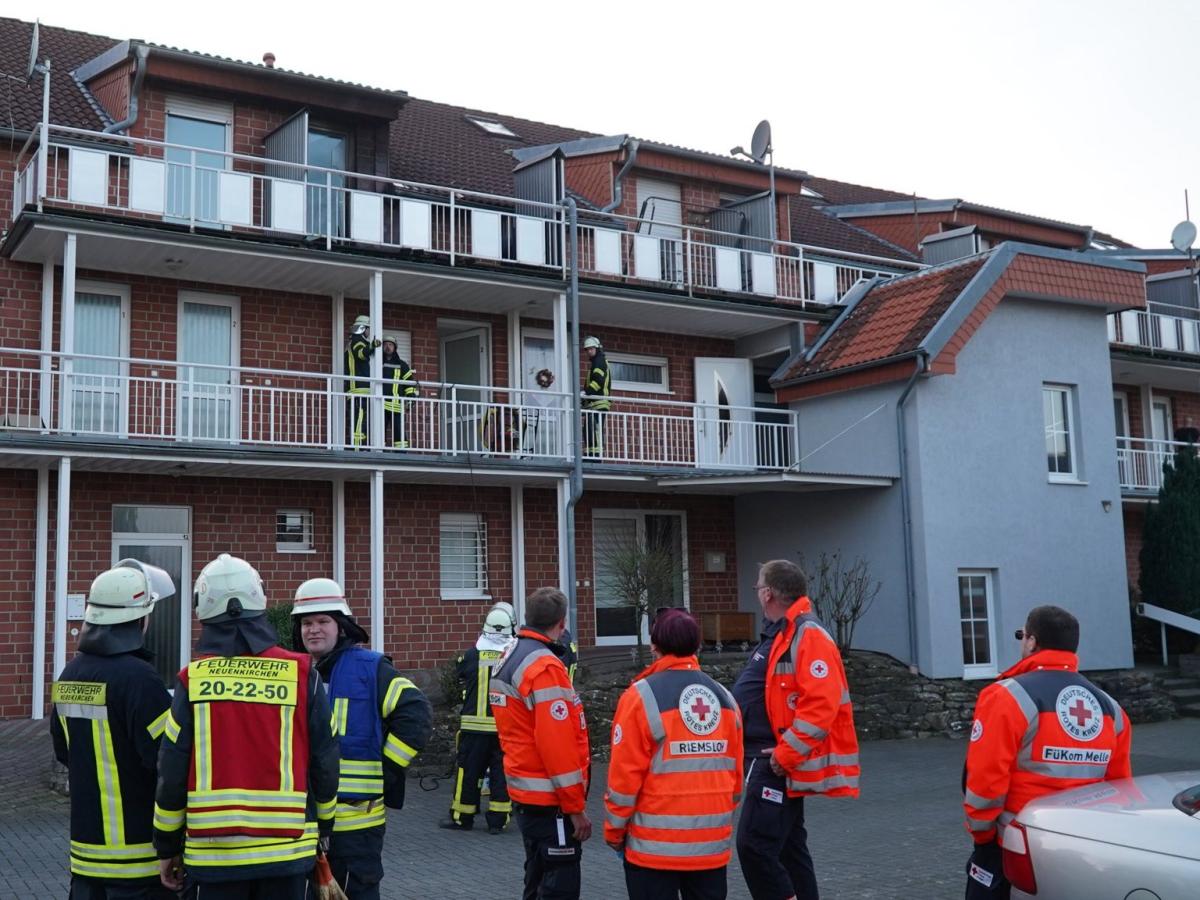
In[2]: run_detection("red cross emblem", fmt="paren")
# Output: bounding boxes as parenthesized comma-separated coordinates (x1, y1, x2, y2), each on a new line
(690, 696, 712, 722)
(1068, 700, 1093, 729)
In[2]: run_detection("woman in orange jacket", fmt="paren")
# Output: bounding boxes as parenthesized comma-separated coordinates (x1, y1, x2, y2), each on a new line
(604, 609, 743, 900)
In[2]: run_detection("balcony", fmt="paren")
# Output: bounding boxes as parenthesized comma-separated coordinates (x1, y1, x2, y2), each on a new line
(1117, 437, 1197, 493)
(1109, 309, 1200, 356)
(0, 349, 799, 474)
(15, 124, 918, 308)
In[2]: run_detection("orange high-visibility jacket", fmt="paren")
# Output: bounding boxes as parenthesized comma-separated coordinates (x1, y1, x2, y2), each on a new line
(490, 629, 590, 813)
(604, 655, 743, 870)
(765, 597, 860, 798)
(963, 649, 1132, 845)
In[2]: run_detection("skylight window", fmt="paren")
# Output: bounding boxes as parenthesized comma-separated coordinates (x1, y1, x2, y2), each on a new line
(467, 117, 517, 137)
(800, 185, 825, 199)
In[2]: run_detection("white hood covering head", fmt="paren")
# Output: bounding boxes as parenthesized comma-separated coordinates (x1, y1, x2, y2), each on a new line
(476, 631, 516, 652)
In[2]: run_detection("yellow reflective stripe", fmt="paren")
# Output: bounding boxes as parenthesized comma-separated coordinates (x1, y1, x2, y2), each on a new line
(146, 710, 169, 740)
(334, 698, 349, 737)
(58, 715, 70, 747)
(184, 835, 317, 867)
(381, 677, 417, 717)
(70, 858, 160, 879)
(163, 712, 180, 743)
(92, 719, 125, 845)
(187, 810, 308, 830)
(338, 777, 383, 794)
(332, 799, 387, 832)
(187, 823, 317, 847)
(279, 706, 294, 793)
(340, 759, 384, 776)
(70, 839, 156, 859)
(476, 664, 489, 718)
(383, 734, 418, 768)
(153, 804, 186, 832)
(195, 703, 212, 792)
(488, 800, 513, 813)
(317, 797, 337, 821)
(459, 715, 497, 732)
(187, 789, 307, 807)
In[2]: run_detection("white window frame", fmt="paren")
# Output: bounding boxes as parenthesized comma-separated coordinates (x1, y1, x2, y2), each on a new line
(466, 117, 517, 137)
(68, 280, 132, 437)
(957, 569, 997, 679)
(440, 512, 490, 600)
(607, 352, 671, 394)
(1150, 395, 1174, 443)
(276, 508, 315, 553)
(1043, 383, 1080, 483)
(591, 509, 690, 647)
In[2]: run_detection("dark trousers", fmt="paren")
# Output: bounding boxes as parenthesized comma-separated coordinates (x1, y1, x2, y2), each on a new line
(384, 406, 408, 448)
(964, 841, 1010, 899)
(583, 408, 605, 455)
(624, 862, 727, 900)
(68, 877, 175, 900)
(736, 759, 818, 900)
(328, 825, 385, 900)
(452, 730, 511, 828)
(516, 804, 581, 900)
(191, 875, 307, 899)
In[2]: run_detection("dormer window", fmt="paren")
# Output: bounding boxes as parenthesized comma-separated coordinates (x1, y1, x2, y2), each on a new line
(467, 116, 517, 137)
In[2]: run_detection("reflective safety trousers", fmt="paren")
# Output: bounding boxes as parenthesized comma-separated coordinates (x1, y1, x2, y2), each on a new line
(963, 650, 1132, 845)
(50, 650, 172, 882)
(765, 596, 860, 798)
(490, 629, 590, 813)
(604, 656, 743, 871)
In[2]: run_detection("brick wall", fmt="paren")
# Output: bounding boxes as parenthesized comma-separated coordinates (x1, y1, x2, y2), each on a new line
(88, 61, 134, 124)
(0, 470, 38, 719)
(1124, 505, 1145, 594)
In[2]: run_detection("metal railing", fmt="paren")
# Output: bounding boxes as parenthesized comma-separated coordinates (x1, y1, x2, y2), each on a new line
(0, 348, 799, 471)
(15, 124, 920, 306)
(1117, 436, 1197, 492)
(1109, 309, 1200, 356)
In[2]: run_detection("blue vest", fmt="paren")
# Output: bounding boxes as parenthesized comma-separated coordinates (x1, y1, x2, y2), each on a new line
(328, 647, 384, 801)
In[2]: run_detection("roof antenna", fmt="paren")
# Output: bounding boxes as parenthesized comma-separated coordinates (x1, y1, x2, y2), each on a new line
(912, 192, 920, 255)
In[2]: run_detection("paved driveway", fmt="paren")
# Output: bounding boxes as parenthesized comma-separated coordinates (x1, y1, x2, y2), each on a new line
(2, 719, 1196, 898)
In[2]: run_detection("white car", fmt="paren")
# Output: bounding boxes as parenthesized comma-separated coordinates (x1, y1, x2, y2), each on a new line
(1003, 770, 1200, 899)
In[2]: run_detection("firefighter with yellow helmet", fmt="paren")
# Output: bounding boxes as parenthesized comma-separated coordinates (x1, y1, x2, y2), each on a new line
(440, 601, 517, 834)
(345, 315, 381, 448)
(380, 334, 418, 449)
(51, 559, 177, 899)
(290, 578, 431, 899)
(153, 555, 340, 899)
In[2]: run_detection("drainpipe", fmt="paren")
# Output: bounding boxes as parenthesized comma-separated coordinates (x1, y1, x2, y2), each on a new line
(896, 352, 929, 674)
(599, 139, 639, 213)
(102, 44, 149, 135)
(562, 197, 583, 636)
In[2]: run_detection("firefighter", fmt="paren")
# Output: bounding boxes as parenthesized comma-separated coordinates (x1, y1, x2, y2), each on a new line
(291, 577, 432, 899)
(733, 559, 859, 900)
(345, 315, 381, 448)
(581, 335, 610, 456)
(605, 609, 743, 900)
(490, 587, 592, 900)
(962, 605, 1132, 899)
(154, 554, 340, 900)
(50, 559, 177, 900)
(381, 335, 418, 449)
(440, 601, 517, 833)
(560, 626, 579, 684)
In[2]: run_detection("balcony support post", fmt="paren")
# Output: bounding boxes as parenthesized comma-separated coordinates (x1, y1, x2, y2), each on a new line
(370, 468, 384, 653)
(32, 466, 49, 717)
(331, 292, 344, 449)
(40, 261, 54, 433)
(511, 485, 526, 625)
(37, 60, 50, 212)
(332, 476, 345, 590)
(60, 233, 77, 432)
(52, 456, 72, 680)
(369, 272, 384, 450)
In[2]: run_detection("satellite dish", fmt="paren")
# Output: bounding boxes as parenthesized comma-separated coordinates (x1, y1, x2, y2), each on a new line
(25, 20, 39, 82)
(1171, 220, 1197, 254)
(750, 120, 772, 163)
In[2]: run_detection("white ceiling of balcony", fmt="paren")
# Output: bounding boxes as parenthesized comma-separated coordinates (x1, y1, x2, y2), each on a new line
(1111, 356, 1200, 392)
(11, 221, 807, 340)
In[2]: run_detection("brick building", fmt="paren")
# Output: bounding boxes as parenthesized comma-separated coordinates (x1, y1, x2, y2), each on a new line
(0, 16, 1177, 718)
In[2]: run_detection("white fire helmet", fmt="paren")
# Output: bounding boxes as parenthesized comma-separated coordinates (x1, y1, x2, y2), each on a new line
(583, 335, 601, 350)
(194, 554, 266, 621)
(477, 601, 516, 650)
(291, 578, 352, 618)
(352, 315, 371, 335)
(85, 559, 176, 626)
(381, 334, 398, 348)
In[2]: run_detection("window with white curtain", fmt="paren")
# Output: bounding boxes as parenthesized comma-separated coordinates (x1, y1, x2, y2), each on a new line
(608, 353, 670, 393)
(440, 513, 489, 599)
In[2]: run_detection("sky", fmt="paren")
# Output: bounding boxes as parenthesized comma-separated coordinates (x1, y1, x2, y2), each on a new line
(15, 0, 1200, 247)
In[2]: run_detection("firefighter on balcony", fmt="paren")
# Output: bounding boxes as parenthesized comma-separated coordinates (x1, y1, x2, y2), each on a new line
(291, 578, 431, 899)
(605, 609, 743, 900)
(51, 559, 176, 900)
(345, 315, 381, 448)
(490, 587, 592, 900)
(440, 601, 517, 834)
(381, 335, 418, 449)
(153, 554, 340, 900)
(582, 335, 611, 457)
(962, 605, 1132, 899)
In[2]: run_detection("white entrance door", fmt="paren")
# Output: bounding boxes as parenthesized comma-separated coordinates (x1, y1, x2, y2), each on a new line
(70, 283, 130, 436)
(179, 292, 240, 443)
(593, 511, 688, 646)
(440, 326, 490, 452)
(113, 505, 191, 686)
(1151, 396, 1174, 443)
(694, 357, 754, 468)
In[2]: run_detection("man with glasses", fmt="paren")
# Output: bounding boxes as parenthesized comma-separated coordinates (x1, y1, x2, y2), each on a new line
(962, 605, 1133, 899)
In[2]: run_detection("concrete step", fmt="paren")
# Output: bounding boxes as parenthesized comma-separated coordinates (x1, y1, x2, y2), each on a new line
(1162, 677, 1200, 689)
(1176, 704, 1200, 718)
(1168, 688, 1200, 703)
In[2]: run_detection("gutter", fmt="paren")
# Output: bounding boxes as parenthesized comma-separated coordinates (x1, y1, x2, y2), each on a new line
(562, 197, 583, 636)
(103, 44, 149, 135)
(600, 139, 639, 213)
(896, 352, 929, 674)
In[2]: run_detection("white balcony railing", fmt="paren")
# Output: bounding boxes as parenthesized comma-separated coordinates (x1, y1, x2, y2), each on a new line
(0, 348, 798, 472)
(1109, 309, 1200, 356)
(1116, 437, 1198, 492)
(15, 124, 919, 306)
